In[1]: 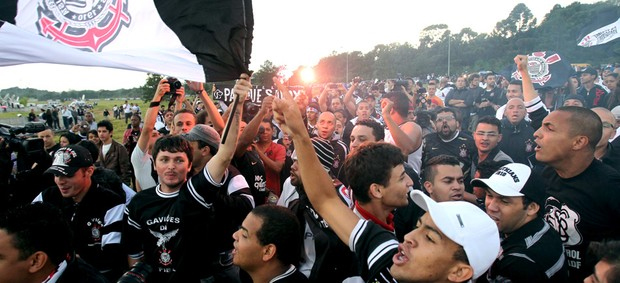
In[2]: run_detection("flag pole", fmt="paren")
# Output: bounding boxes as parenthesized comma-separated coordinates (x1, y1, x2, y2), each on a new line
(220, 92, 239, 145)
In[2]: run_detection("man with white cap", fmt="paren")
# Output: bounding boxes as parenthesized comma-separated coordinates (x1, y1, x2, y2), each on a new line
(270, 78, 500, 283)
(472, 163, 568, 282)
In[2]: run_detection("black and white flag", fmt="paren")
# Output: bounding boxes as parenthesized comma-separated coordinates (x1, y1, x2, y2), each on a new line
(0, 0, 253, 82)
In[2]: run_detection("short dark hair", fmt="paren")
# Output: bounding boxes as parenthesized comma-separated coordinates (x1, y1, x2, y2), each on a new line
(383, 91, 410, 117)
(476, 160, 511, 179)
(97, 120, 113, 132)
(251, 205, 301, 266)
(589, 240, 620, 264)
(88, 129, 98, 137)
(77, 140, 99, 161)
(422, 155, 461, 184)
(344, 143, 405, 204)
(467, 73, 480, 84)
(476, 116, 502, 135)
(556, 106, 602, 151)
(0, 202, 72, 265)
(261, 118, 274, 130)
(484, 72, 496, 80)
(152, 136, 193, 166)
(509, 79, 523, 88)
(355, 119, 385, 141)
(60, 132, 82, 145)
(196, 110, 209, 125)
(131, 113, 142, 121)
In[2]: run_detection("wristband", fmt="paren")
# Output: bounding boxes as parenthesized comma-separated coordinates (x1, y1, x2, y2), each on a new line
(195, 89, 204, 95)
(149, 101, 161, 108)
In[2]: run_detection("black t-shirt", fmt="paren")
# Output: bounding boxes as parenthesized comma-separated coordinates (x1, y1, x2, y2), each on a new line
(124, 165, 253, 282)
(577, 84, 608, 108)
(422, 131, 476, 191)
(349, 219, 398, 282)
(498, 118, 536, 165)
(543, 160, 620, 282)
(602, 138, 620, 174)
(232, 151, 268, 206)
(482, 218, 568, 282)
(476, 87, 504, 117)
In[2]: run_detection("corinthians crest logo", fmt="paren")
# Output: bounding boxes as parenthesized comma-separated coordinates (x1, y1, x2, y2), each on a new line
(35, 0, 131, 52)
(511, 51, 562, 86)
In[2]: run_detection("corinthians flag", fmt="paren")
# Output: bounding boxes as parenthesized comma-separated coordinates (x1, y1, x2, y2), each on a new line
(0, 0, 253, 82)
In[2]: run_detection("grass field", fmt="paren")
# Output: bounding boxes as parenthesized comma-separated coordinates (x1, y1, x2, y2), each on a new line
(0, 99, 148, 135)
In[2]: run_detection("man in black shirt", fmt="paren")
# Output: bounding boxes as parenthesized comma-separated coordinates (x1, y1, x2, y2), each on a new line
(472, 163, 568, 282)
(422, 107, 476, 192)
(0, 203, 108, 283)
(592, 107, 620, 172)
(498, 98, 536, 165)
(37, 126, 61, 157)
(232, 205, 309, 283)
(270, 78, 500, 283)
(34, 145, 126, 281)
(577, 67, 608, 108)
(123, 75, 252, 283)
(516, 55, 620, 282)
(475, 73, 505, 119)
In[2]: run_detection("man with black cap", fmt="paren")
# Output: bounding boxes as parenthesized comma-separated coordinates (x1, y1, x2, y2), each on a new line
(472, 163, 568, 282)
(577, 67, 608, 108)
(33, 144, 126, 281)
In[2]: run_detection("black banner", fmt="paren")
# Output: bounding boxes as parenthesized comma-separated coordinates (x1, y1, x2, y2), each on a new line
(212, 84, 305, 105)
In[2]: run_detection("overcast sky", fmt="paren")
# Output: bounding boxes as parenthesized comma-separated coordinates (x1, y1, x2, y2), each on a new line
(0, 0, 598, 92)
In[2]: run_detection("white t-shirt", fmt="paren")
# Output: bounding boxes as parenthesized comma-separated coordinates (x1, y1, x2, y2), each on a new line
(130, 146, 157, 190)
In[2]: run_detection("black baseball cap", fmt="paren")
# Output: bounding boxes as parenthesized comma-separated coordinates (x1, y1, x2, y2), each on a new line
(578, 67, 598, 77)
(45, 145, 94, 177)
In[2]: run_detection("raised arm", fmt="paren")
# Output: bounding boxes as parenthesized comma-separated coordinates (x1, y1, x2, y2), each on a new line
(515, 54, 547, 130)
(318, 85, 330, 112)
(271, 77, 360, 244)
(343, 81, 358, 117)
(381, 99, 422, 154)
(515, 55, 538, 102)
(188, 81, 225, 132)
(206, 74, 250, 183)
(235, 95, 274, 158)
(136, 79, 168, 153)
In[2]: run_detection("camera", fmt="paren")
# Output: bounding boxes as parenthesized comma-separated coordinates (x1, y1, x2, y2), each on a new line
(243, 100, 262, 122)
(329, 83, 338, 89)
(166, 77, 183, 108)
(117, 262, 153, 283)
(0, 123, 46, 158)
(352, 77, 361, 84)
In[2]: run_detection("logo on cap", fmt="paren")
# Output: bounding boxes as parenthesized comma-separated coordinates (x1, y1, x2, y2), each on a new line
(494, 166, 520, 183)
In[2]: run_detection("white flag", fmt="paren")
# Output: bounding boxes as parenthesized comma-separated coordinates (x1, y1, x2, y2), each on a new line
(0, 0, 252, 82)
(577, 17, 620, 47)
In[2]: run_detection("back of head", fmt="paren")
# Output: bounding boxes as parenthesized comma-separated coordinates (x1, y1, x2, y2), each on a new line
(556, 106, 602, 151)
(383, 91, 409, 117)
(251, 205, 301, 266)
(0, 202, 72, 266)
(345, 142, 405, 204)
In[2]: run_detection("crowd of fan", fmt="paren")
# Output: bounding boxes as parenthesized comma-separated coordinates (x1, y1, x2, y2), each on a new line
(0, 56, 619, 283)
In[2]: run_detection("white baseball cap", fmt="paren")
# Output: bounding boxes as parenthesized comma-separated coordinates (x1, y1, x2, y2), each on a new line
(471, 163, 545, 206)
(410, 190, 500, 279)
